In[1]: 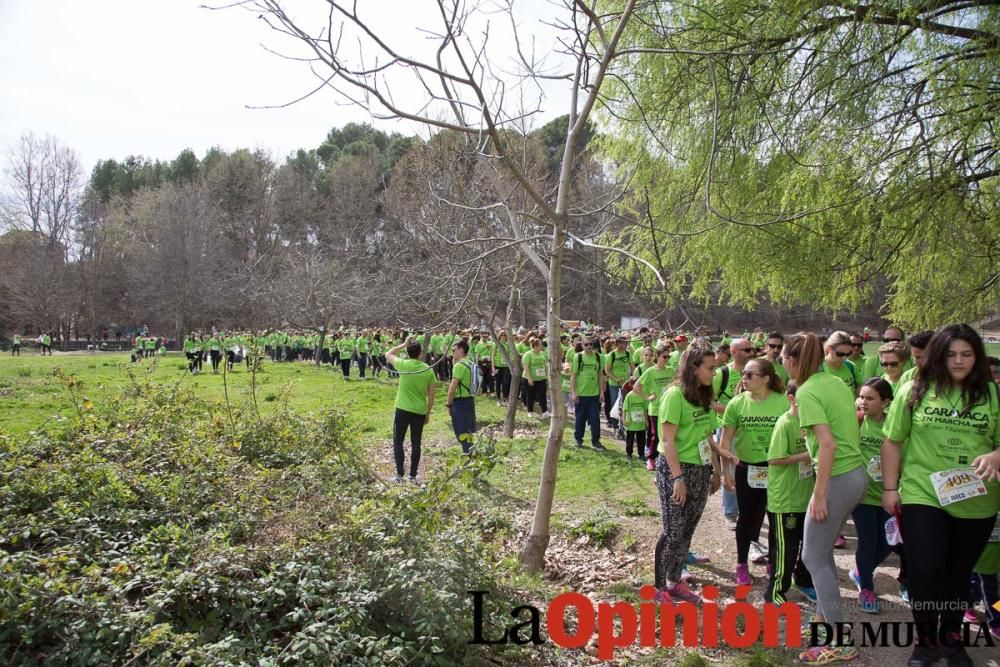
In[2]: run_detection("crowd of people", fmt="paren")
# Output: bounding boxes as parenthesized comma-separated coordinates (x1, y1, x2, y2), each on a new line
(51, 317, 1000, 665)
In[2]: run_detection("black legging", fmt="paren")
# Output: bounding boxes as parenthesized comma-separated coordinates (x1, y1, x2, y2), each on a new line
(392, 408, 425, 478)
(340, 358, 351, 378)
(902, 504, 994, 646)
(495, 367, 511, 401)
(210, 349, 221, 372)
(734, 461, 769, 565)
(526, 380, 548, 413)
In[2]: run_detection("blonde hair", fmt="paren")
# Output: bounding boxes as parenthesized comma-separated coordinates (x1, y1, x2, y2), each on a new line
(825, 330, 852, 350)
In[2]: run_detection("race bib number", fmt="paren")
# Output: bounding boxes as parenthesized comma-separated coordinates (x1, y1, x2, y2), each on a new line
(866, 456, 883, 483)
(798, 461, 814, 480)
(534, 367, 545, 378)
(698, 439, 712, 465)
(630, 410, 646, 424)
(930, 468, 987, 507)
(747, 464, 768, 489)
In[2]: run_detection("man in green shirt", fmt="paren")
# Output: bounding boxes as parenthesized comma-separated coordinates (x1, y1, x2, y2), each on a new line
(571, 336, 606, 450)
(604, 336, 634, 432)
(446, 339, 477, 453)
(387, 338, 436, 482)
(11, 334, 21, 356)
(714, 337, 754, 528)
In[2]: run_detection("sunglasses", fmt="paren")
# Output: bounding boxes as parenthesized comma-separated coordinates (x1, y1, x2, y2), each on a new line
(884, 338, 902, 343)
(834, 350, 851, 357)
(734, 347, 753, 353)
(851, 343, 863, 348)
(767, 343, 782, 349)
(880, 361, 900, 368)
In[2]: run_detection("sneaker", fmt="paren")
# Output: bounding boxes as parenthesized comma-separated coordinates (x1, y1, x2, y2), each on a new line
(899, 583, 910, 604)
(834, 533, 848, 549)
(941, 643, 974, 667)
(724, 514, 738, 530)
(408, 476, 418, 484)
(686, 551, 711, 564)
(680, 567, 695, 582)
(735, 563, 752, 586)
(646, 458, 655, 471)
(849, 567, 863, 591)
(906, 645, 939, 667)
(575, 440, 584, 449)
(749, 540, 768, 564)
(799, 644, 858, 664)
(392, 476, 404, 484)
(540, 411, 551, 418)
(858, 588, 879, 614)
(652, 588, 672, 604)
(794, 584, 819, 603)
(665, 582, 701, 604)
(963, 609, 980, 624)
(591, 442, 605, 451)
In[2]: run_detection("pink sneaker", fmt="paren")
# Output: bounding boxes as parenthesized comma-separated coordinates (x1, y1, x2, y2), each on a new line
(964, 609, 981, 623)
(834, 534, 847, 549)
(666, 582, 702, 604)
(653, 588, 672, 604)
(735, 563, 752, 586)
(646, 458, 655, 471)
(680, 568, 695, 582)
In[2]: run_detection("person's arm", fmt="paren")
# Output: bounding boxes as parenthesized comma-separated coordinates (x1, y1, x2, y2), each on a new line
(387, 341, 406, 366)
(569, 359, 578, 402)
(659, 421, 686, 505)
(770, 451, 811, 465)
(719, 426, 737, 489)
(446, 375, 459, 409)
(809, 423, 837, 521)
(881, 437, 903, 514)
(424, 377, 435, 424)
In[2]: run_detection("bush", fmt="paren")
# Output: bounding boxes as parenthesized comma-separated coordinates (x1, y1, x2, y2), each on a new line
(0, 378, 520, 665)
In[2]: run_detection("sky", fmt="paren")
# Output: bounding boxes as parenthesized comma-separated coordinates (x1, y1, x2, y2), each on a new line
(0, 0, 570, 176)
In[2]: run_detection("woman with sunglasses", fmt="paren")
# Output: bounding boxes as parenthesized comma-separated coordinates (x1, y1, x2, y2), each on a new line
(653, 345, 728, 603)
(822, 331, 864, 396)
(719, 359, 789, 586)
(882, 324, 1000, 666)
(782, 332, 867, 665)
(877, 341, 910, 392)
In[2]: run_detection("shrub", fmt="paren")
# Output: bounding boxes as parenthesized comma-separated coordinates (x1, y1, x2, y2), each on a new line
(0, 378, 520, 665)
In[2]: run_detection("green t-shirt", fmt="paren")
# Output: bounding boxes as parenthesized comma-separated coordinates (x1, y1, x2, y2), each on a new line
(859, 415, 887, 506)
(183, 338, 195, 353)
(722, 391, 790, 463)
(898, 365, 918, 386)
(767, 411, 814, 513)
(796, 371, 865, 477)
(623, 391, 648, 431)
(604, 350, 632, 387)
(712, 364, 741, 406)
(492, 342, 510, 368)
(821, 359, 863, 395)
(337, 338, 355, 356)
(452, 359, 473, 399)
(633, 362, 652, 379)
(475, 341, 490, 362)
(356, 337, 370, 353)
(884, 381, 1000, 519)
(658, 386, 718, 465)
(393, 357, 436, 415)
(572, 352, 602, 397)
(638, 365, 673, 416)
(208, 337, 221, 351)
(522, 350, 548, 381)
(42, 334, 51, 346)
(430, 334, 445, 356)
(773, 360, 789, 386)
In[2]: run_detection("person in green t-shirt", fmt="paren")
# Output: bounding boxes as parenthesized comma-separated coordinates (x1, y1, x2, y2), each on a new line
(895, 330, 932, 386)
(764, 332, 789, 385)
(622, 384, 648, 461)
(387, 338, 436, 482)
(11, 334, 21, 356)
(207, 334, 222, 373)
(713, 337, 755, 528)
(633, 346, 676, 468)
(604, 336, 634, 432)
(491, 331, 512, 404)
(632, 347, 654, 380)
(764, 381, 816, 606)
(570, 337, 605, 450)
(782, 333, 866, 662)
(653, 345, 727, 604)
(850, 377, 896, 614)
(521, 337, 550, 417)
(821, 330, 863, 395)
(446, 339, 477, 453)
(356, 331, 371, 379)
(882, 324, 1000, 659)
(719, 359, 789, 586)
(337, 334, 355, 379)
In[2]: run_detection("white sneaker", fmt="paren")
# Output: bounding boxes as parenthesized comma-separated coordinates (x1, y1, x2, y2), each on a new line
(540, 411, 551, 418)
(750, 540, 769, 564)
(725, 515, 738, 530)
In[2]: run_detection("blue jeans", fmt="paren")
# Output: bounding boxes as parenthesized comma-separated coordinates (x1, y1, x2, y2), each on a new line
(574, 395, 601, 445)
(607, 385, 621, 427)
(449, 397, 477, 453)
(851, 503, 893, 590)
(717, 428, 739, 517)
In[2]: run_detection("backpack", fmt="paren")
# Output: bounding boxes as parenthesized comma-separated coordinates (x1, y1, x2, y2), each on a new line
(717, 365, 732, 401)
(459, 360, 482, 396)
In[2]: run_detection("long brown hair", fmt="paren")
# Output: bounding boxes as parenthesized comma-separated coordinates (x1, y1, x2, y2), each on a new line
(910, 324, 993, 412)
(783, 332, 823, 387)
(675, 345, 713, 410)
(746, 358, 785, 394)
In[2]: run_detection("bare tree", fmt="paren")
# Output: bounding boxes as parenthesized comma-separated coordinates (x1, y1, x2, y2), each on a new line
(2, 132, 83, 254)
